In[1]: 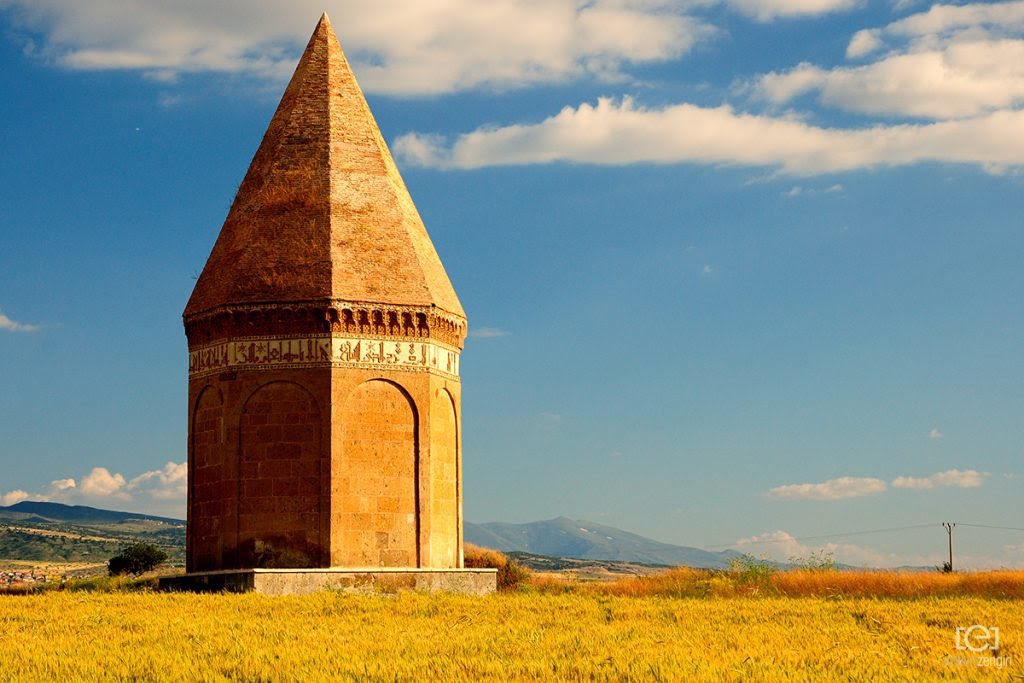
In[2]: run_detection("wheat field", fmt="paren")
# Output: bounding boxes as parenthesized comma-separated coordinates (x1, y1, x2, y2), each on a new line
(1, 591, 1020, 681)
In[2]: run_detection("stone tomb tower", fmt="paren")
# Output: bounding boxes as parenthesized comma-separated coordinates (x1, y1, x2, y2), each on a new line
(183, 14, 467, 575)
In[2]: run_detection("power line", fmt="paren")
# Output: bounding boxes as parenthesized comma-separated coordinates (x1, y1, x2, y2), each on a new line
(702, 521, 1024, 551)
(958, 523, 1024, 532)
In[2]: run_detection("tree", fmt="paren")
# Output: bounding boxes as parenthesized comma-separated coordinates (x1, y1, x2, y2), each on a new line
(108, 543, 168, 576)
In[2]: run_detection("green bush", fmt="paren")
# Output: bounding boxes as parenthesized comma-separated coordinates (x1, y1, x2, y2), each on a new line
(108, 543, 168, 576)
(728, 553, 778, 592)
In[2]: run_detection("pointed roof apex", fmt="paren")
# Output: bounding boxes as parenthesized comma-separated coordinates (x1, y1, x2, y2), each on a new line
(185, 14, 464, 321)
(315, 11, 334, 36)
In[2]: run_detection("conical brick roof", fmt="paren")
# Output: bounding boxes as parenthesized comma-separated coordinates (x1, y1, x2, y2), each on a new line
(185, 14, 464, 320)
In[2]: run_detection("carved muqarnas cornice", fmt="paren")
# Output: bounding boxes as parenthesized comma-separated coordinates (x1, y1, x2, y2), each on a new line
(185, 302, 467, 350)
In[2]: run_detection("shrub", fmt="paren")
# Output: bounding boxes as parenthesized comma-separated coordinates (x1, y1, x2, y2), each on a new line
(728, 554, 778, 595)
(463, 544, 530, 591)
(789, 550, 837, 572)
(108, 543, 168, 577)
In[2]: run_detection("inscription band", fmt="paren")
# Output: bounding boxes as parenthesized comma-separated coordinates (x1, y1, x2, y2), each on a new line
(189, 336, 460, 379)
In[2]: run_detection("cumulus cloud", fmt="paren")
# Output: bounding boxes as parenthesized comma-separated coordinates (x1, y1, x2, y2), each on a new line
(394, 96, 1024, 175)
(879, 1, 1024, 41)
(0, 0, 713, 95)
(928, 428, 943, 439)
(767, 476, 888, 500)
(758, 42, 1024, 119)
(127, 461, 188, 500)
(50, 478, 76, 492)
(724, 0, 860, 22)
(769, 468, 989, 500)
(1, 490, 31, 506)
(79, 467, 128, 499)
(758, 2, 1024, 119)
(0, 311, 39, 332)
(845, 28, 882, 58)
(735, 530, 892, 566)
(0, 461, 186, 516)
(891, 468, 987, 490)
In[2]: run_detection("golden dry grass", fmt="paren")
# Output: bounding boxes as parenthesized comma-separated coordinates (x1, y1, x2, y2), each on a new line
(532, 566, 1024, 600)
(773, 569, 1024, 599)
(1, 591, 1020, 681)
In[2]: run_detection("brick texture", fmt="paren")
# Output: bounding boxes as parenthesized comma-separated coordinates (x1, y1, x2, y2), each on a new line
(184, 13, 463, 320)
(237, 381, 323, 568)
(332, 380, 418, 567)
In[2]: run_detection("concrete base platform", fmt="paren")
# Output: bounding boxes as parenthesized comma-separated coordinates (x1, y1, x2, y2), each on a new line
(159, 567, 498, 595)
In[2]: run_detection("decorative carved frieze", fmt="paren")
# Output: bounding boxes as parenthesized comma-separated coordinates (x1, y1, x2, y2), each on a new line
(184, 302, 467, 350)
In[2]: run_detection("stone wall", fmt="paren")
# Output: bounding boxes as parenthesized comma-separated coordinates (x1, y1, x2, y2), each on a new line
(186, 366, 462, 571)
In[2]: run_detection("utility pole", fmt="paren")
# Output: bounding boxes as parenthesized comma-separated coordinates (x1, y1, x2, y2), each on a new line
(943, 522, 956, 572)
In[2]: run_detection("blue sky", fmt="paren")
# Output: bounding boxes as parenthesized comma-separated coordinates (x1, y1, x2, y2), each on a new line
(1, 0, 1022, 568)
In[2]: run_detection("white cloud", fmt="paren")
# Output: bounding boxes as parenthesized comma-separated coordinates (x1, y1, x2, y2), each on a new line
(468, 327, 510, 339)
(127, 461, 188, 501)
(928, 427, 943, 439)
(891, 0, 925, 12)
(1, 490, 31, 506)
(734, 530, 892, 566)
(758, 2, 1024, 119)
(395, 96, 1024, 175)
(758, 41, 1024, 119)
(0, 462, 186, 516)
(767, 476, 888, 500)
(736, 529, 809, 557)
(724, 0, 860, 22)
(0, 311, 39, 332)
(846, 29, 882, 58)
(784, 183, 843, 197)
(880, 1, 1024, 40)
(732, 530, 1024, 568)
(891, 468, 987, 490)
(0, 0, 713, 95)
(78, 467, 128, 499)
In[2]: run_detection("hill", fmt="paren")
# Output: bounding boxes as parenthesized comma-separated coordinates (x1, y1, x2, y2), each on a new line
(1, 501, 182, 526)
(0, 502, 185, 565)
(465, 517, 740, 569)
(2, 504, 741, 570)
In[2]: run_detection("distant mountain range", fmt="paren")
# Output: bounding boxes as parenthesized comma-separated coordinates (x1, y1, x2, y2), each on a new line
(0, 501, 185, 565)
(1, 501, 182, 526)
(1, 502, 740, 569)
(466, 517, 741, 569)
